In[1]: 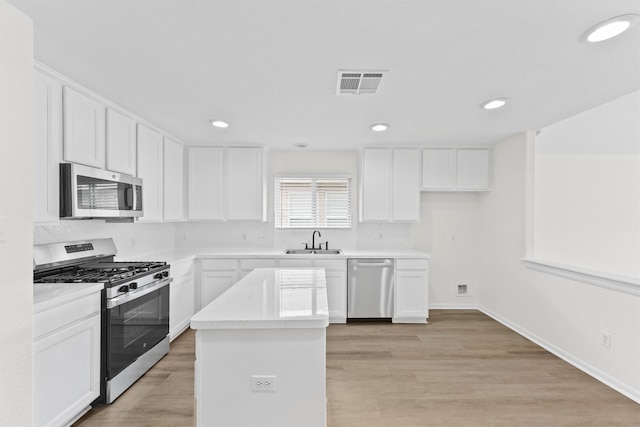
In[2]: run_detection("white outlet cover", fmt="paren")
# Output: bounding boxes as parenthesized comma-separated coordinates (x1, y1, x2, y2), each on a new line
(251, 375, 276, 392)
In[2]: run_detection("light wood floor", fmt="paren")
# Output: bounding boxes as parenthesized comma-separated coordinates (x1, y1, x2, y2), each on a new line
(75, 310, 640, 426)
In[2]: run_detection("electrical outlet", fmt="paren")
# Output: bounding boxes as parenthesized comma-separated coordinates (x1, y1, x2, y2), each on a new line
(456, 284, 468, 296)
(601, 332, 611, 348)
(130, 237, 136, 248)
(251, 375, 276, 392)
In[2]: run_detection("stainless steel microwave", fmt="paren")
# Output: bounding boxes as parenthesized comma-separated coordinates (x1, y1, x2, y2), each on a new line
(60, 163, 143, 219)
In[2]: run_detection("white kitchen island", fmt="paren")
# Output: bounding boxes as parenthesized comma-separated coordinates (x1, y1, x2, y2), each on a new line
(190, 268, 329, 427)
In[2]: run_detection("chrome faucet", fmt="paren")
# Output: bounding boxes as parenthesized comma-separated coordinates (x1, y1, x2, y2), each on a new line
(311, 230, 321, 250)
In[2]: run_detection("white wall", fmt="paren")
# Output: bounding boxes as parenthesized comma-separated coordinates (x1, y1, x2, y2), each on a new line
(0, 1, 34, 424)
(414, 193, 480, 307)
(478, 132, 640, 403)
(535, 91, 640, 277)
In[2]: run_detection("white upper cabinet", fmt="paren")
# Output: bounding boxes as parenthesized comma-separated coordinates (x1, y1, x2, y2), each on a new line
(163, 137, 185, 222)
(391, 148, 421, 221)
(187, 146, 265, 221)
(226, 147, 265, 221)
(105, 108, 136, 175)
(62, 87, 105, 168)
(456, 149, 490, 190)
(188, 147, 224, 220)
(34, 71, 62, 224)
(361, 148, 392, 221)
(137, 125, 164, 222)
(361, 148, 420, 222)
(421, 149, 456, 190)
(421, 148, 490, 191)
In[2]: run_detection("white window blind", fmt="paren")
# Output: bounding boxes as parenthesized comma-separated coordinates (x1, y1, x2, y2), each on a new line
(275, 176, 352, 229)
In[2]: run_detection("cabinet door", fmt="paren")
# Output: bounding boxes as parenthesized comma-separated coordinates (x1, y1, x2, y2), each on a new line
(457, 149, 490, 190)
(34, 71, 62, 223)
(394, 270, 428, 320)
(421, 149, 456, 190)
(188, 147, 224, 220)
(163, 138, 185, 221)
(392, 149, 421, 221)
(226, 147, 264, 220)
(63, 86, 105, 168)
(170, 274, 195, 340)
(137, 125, 164, 221)
(361, 148, 391, 221)
(200, 270, 238, 309)
(33, 314, 101, 427)
(324, 269, 347, 322)
(106, 108, 136, 175)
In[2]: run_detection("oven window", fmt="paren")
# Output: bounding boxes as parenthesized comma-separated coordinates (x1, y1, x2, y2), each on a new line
(107, 285, 169, 378)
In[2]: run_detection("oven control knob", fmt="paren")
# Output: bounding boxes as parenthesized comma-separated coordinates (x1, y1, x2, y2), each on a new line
(118, 285, 130, 293)
(154, 273, 163, 280)
(129, 282, 138, 290)
(162, 271, 169, 278)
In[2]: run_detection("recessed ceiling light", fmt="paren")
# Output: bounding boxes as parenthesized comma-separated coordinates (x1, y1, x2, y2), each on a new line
(293, 143, 308, 148)
(583, 14, 639, 42)
(481, 98, 509, 110)
(370, 123, 390, 132)
(209, 120, 229, 128)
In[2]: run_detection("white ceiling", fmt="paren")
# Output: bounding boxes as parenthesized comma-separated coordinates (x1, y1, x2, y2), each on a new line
(8, 0, 640, 150)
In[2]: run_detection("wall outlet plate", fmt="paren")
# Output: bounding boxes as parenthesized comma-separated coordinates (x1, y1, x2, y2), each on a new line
(251, 375, 276, 392)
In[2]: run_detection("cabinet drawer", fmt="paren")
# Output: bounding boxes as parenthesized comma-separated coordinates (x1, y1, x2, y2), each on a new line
(395, 259, 428, 270)
(314, 259, 346, 271)
(171, 259, 194, 279)
(239, 258, 277, 270)
(200, 259, 238, 270)
(34, 292, 101, 339)
(278, 259, 314, 268)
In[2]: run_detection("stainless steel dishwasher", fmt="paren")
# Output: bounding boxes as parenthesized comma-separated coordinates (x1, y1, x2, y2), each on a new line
(347, 258, 394, 320)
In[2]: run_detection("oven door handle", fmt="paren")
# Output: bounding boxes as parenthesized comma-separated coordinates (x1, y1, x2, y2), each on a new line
(107, 277, 173, 309)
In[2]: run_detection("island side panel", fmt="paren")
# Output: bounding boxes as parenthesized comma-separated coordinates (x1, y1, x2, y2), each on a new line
(195, 327, 326, 427)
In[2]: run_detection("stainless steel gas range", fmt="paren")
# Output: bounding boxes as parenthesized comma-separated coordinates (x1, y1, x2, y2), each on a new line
(33, 238, 172, 405)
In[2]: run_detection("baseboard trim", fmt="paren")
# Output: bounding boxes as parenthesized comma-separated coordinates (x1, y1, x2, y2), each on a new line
(478, 306, 640, 405)
(429, 303, 479, 310)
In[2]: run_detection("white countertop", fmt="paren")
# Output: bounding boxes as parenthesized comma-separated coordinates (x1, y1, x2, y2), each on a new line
(33, 283, 103, 313)
(123, 247, 429, 265)
(190, 268, 329, 330)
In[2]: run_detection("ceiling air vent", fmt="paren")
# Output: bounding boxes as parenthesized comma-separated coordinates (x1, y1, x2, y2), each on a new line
(337, 70, 386, 95)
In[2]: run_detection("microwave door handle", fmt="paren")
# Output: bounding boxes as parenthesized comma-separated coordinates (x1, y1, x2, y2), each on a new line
(125, 186, 134, 209)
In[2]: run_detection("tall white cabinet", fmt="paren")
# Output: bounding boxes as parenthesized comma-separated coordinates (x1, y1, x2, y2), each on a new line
(34, 71, 62, 224)
(187, 146, 265, 221)
(360, 148, 421, 222)
(137, 125, 164, 222)
(163, 137, 185, 221)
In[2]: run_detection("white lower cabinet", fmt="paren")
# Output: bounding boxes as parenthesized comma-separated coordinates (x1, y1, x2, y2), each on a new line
(169, 259, 195, 340)
(199, 259, 239, 310)
(314, 260, 347, 323)
(394, 258, 429, 323)
(34, 291, 101, 427)
(278, 258, 347, 323)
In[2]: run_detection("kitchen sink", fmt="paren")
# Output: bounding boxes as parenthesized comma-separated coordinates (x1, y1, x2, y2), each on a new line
(283, 249, 342, 255)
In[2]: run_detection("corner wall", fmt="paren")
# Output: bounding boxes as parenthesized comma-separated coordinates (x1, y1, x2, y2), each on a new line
(478, 132, 640, 403)
(0, 1, 34, 423)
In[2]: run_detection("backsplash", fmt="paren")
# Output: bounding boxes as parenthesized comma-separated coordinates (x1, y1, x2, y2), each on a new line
(34, 220, 176, 259)
(173, 221, 414, 250)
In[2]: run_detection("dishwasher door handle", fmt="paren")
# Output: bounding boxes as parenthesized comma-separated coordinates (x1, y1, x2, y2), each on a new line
(350, 261, 393, 267)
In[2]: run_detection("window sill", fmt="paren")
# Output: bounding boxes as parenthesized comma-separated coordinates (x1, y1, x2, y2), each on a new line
(522, 258, 640, 296)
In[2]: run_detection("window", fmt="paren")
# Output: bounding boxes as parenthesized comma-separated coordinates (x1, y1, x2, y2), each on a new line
(275, 175, 352, 229)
